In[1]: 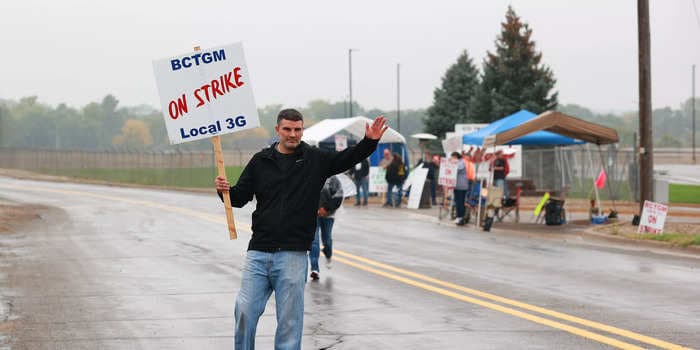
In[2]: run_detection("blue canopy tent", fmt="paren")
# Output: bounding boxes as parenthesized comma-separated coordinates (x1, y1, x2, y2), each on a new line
(462, 110, 584, 146)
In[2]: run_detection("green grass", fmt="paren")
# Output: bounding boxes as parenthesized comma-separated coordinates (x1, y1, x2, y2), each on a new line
(566, 178, 631, 201)
(629, 233, 700, 247)
(37, 166, 244, 188)
(669, 183, 700, 204)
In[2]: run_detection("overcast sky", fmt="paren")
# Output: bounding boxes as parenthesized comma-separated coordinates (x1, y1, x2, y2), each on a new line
(1, 0, 699, 114)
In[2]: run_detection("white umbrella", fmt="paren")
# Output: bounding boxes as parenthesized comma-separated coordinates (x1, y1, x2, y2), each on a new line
(335, 174, 357, 198)
(411, 133, 438, 140)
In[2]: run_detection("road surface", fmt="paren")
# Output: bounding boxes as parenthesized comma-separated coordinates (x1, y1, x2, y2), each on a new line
(0, 177, 698, 349)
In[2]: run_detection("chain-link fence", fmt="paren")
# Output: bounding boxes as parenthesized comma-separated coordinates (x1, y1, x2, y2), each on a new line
(520, 145, 639, 201)
(1, 146, 694, 196)
(0, 147, 259, 188)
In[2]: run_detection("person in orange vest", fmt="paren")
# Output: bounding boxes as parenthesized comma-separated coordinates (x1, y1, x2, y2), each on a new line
(462, 149, 476, 194)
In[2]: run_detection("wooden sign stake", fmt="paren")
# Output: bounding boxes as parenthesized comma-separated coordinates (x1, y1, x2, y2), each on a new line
(212, 135, 237, 239)
(193, 45, 236, 239)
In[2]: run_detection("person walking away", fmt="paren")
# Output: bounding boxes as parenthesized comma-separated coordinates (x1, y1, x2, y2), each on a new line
(349, 157, 369, 206)
(452, 152, 469, 226)
(215, 109, 387, 350)
(385, 153, 407, 208)
(309, 175, 343, 280)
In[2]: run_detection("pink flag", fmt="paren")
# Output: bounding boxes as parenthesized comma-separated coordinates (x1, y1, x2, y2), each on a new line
(595, 169, 607, 189)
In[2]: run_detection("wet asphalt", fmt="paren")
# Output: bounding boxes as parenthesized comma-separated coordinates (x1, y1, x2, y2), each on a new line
(0, 177, 698, 350)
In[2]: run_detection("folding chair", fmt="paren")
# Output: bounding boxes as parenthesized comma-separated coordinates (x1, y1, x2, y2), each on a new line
(496, 198, 518, 223)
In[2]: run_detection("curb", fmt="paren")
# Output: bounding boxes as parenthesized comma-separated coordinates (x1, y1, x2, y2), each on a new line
(580, 225, 700, 254)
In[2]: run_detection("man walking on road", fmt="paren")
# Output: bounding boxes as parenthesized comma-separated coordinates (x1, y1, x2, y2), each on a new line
(309, 174, 343, 280)
(214, 109, 387, 350)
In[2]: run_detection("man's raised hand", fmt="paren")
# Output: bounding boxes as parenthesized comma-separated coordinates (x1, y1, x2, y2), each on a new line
(365, 115, 389, 140)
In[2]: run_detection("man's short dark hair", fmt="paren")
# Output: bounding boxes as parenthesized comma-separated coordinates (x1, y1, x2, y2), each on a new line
(277, 109, 304, 125)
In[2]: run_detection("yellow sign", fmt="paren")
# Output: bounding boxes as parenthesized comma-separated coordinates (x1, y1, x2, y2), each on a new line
(533, 192, 550, 216)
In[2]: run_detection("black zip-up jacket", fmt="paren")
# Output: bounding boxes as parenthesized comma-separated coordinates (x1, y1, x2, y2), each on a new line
(220, 137, 378, 252)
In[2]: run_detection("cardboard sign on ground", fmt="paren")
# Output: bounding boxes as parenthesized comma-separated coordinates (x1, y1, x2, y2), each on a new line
(406, 168, 429, 209)
(638, 200, 669, 234)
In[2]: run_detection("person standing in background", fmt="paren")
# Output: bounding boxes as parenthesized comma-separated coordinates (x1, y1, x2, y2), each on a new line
(384, 152, 407, 208)
(349, 157, 370, 206)
(452, 151, 469, 226)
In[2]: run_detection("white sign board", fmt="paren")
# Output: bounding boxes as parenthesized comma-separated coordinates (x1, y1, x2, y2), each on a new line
(637, 200, 669, 234)
(454, 123, 488, 134)
(438, 158, 458, 187)
(369, 166, 387, 193)
(335, 135, 348, 151)
(152, 42, 260, 144)
(406, 168, 429, 209)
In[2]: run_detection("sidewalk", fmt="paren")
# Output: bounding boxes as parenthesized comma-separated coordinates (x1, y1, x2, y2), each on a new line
(345, 195, 700, 256)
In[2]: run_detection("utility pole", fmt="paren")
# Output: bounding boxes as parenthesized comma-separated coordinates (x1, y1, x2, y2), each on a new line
(637, 0, 654, 208)
(693, 64, 696, 163)
(397, 63, 401, 134)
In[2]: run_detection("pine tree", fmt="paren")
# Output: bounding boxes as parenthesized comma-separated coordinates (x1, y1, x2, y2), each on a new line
(473, 6, 558, 122)
(424, 50, 480, 138)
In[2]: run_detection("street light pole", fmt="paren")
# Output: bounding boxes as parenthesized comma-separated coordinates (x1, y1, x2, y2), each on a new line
(348, 49, 357, 118)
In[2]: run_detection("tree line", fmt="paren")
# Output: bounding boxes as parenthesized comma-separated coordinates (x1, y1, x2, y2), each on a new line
(1, 6, 697, 152)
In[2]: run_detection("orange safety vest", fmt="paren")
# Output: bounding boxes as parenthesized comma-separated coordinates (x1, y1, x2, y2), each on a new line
(463, 159, 475, 181)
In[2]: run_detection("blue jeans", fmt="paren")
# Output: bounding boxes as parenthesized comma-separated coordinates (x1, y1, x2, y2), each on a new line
(385, 182, 403, 206)
(235, 250, 307, 350)
(309, 217, 334, 272)
(454, 189, 467, 218)
(495, 178, 509, 198)
(355, 177, 369, 204)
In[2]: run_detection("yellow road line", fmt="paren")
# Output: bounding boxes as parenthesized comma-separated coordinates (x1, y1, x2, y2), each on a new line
(2, 183, 691, 349)
(333, 250, 691, 350)
(334, 256, 645, 350)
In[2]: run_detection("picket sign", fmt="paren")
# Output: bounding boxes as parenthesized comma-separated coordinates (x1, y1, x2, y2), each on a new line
(152, 43, 261, 239)
(637, 200, 669, 234)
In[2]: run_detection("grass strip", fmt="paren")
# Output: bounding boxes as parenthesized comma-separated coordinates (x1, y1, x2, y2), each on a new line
(624, 233, 700, 247)
(36, 167, 244, 188)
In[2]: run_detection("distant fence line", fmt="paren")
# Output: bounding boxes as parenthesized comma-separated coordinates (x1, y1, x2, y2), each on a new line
(0, 148, 259, 169)
(1, 146, 696, 201)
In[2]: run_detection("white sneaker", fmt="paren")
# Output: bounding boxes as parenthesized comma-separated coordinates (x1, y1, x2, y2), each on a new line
(325, 257, 332, 269)
(453, 217, 463, 224)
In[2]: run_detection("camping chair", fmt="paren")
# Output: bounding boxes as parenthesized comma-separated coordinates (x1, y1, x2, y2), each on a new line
(463, 181, 484, 224)
(496, 187, 520, 223)
(482, 186, 503, 231)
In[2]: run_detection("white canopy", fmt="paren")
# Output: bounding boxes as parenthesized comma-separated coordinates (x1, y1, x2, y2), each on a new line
(302, 116, 406, 146)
